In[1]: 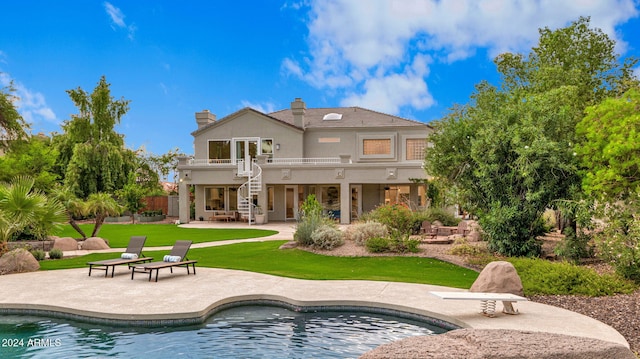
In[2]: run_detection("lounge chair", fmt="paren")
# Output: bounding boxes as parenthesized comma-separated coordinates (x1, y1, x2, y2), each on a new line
(130, 240, 197, 282)
(87, 236, 153, 277)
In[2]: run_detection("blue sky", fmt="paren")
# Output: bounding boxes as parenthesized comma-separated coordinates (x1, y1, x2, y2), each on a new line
(1, 0, 639, 156)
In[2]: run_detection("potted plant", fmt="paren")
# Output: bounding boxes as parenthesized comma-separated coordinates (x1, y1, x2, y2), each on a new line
(254, 206, 266, 225)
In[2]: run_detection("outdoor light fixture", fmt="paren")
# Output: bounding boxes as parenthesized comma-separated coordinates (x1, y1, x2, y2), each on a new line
(276, 144, 280, 150)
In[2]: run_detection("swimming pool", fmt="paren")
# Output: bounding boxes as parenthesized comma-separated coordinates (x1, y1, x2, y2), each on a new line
(0, 305, 450, 358)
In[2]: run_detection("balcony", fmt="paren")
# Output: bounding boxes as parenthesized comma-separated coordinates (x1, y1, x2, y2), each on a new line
(187, 157, 344, 166)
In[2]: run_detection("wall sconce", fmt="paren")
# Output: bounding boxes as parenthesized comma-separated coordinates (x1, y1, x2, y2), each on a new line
(275, 144, 280, 150)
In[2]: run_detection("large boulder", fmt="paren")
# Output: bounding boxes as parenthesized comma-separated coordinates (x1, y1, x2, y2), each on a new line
(359, 329, 635, 359)
(0, 248, 40, 274)
(470, 260, 523, 296)
(53, 237, 79, 251)
(81, 237, 110, 250)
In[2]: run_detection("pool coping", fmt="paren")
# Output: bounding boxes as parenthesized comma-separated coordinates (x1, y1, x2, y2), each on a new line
(0, 267, 630, 349)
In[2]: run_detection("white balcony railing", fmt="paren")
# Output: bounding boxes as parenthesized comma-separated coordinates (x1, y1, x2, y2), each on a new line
(187, 157, 342, 166)
(267, 157, 341, 165)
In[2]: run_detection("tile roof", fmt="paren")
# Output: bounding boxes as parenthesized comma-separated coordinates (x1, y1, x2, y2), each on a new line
(268, 106, 432, 129)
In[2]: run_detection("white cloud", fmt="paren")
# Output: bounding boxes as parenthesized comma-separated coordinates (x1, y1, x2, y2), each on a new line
(240, 100, 278, 114)
(284, 0, 639, 115)
(0, 72, 58, 126)
(104, 2, 136, 40)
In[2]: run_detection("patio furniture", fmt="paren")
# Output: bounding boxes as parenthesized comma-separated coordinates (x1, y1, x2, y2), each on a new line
(87, 236, 153, 278)
(130, 240, 197, 282)
(420, 220, 437, 238)
(457, 221, 470, 237)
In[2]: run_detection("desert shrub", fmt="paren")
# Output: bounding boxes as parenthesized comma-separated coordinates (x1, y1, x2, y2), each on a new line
(30, 249, 46, 261)
(593, 214, 640, 283)
(310, 224, 344, 250)
(364, 204, 414, 235)
(365, 232, 420, 254)
(48, 248, 63, 259)
(343, 221, 388, 246)
(294, 195, 335, 246)
(554, 227, 594, 263)
(507, 257, 636, 296)
(449, 238, 487, 257)
(421, 207, 460, 226)
(365, 237, 390, 253)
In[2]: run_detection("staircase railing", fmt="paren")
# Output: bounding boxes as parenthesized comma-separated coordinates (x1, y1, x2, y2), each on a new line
(237, 161, 262, 224)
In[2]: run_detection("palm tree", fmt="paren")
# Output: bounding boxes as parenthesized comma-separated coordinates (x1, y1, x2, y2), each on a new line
(51, 186, 89, 239)
(0, 176, 66, 242)
(86, 192, 122, 237)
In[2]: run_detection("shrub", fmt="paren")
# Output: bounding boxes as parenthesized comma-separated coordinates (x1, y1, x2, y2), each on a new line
(48, 248, 63, 259)
(593, 215, 640, 283)
(421, 208, 460, 226)
(31, 249, 46, 261)
(366, 237, 390, 253)
(294, 195, 335, 246)
(554, 227, 594, 263)
(310, 225, 344, 250)
(449, 238, 487, 257)
(364, 204, 414, 235)
(343, 221, 388, 246)
(508, 257, 636, 296)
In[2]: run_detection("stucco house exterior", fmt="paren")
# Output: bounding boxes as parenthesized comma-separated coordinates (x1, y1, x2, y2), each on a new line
(176, 98, 433, 224)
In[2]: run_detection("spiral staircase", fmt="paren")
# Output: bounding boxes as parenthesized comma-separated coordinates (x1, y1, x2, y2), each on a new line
(237, 161, 262, 224)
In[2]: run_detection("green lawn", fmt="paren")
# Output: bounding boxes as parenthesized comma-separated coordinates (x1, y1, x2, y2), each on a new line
(40, 241, 477, 288)
(55, 224, 277, 247)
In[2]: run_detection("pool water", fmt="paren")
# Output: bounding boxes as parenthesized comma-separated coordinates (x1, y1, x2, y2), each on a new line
(0, 305, 448, 358)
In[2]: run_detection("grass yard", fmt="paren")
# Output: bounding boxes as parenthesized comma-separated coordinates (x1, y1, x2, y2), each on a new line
(39, 235, 478, 289)
(55, 224, 277, 247)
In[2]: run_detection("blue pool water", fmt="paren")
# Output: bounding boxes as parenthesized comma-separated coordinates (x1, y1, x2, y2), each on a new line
(0, 305, 449, 358)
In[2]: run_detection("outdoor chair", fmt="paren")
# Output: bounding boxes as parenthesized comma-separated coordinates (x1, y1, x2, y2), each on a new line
(420, 220, 437, 238)
(130, 240, 197, 282)
(457, 221, 470, 237)
(87, 236, 153, 277)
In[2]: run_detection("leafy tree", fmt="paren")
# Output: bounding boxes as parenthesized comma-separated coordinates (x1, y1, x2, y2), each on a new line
(116, 176, 148, 224)
(143, 147, 184, 184)
(0, 176, 66, 242)
(425, 17, 636, 257)
(0, 79, 29, 148)
(576, 88, 640, 198)
(85, 192, 122, 237)
(0, 135, 59, 191)
(53, 76, 137, 198)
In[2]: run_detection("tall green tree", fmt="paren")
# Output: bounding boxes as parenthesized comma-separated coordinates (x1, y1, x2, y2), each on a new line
(0, 135, 59, 191)
(425, 17, 637, 257)
(54, 76, 137, 198)
(0, 79, 29, 148)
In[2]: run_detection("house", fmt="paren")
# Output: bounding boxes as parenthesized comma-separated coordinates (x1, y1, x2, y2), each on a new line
(176, 98, 433, 224)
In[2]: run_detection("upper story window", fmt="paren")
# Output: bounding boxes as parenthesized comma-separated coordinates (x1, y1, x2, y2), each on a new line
(357, 133, 396, 160)
(406, 138, 427, 161)
(363, 139, 391, 155)
(208, 140, 231, 161)
(261, 139, 273, 156)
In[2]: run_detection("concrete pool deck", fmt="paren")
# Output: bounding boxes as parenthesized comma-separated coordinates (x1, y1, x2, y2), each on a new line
(0, 221, 630, 349)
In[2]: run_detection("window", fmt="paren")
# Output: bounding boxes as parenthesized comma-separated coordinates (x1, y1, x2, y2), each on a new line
(267, 186, 274, 211)
(208, 140, 230, 161)
(205, 187, 225, 211)
(322, 113, 343, 121)
(363, 139, 391, 155)
(318, 137, 341, 143)
(406, 138, 426, 160)
(261, 139, 273, 156)
(358, 134, 396, 160)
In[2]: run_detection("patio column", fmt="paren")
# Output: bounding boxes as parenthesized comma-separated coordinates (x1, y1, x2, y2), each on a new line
(178, 174, 191, 224)
(340, 181, 350, 224)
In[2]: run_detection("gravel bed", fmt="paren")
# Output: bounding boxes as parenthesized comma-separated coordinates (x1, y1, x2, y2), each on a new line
(302, 239, 640, 355)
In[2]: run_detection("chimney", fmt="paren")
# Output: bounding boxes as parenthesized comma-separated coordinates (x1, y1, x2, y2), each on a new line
(195, 110, 216, 129)
(291, 98, 306, 129)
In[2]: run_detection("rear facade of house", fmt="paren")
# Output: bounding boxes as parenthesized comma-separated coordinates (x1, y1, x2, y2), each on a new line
(176, 98, 433, 224)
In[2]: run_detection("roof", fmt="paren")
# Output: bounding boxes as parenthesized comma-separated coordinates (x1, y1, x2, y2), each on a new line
(269, 106, 432, 129)
(191, 104, 433, 137)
